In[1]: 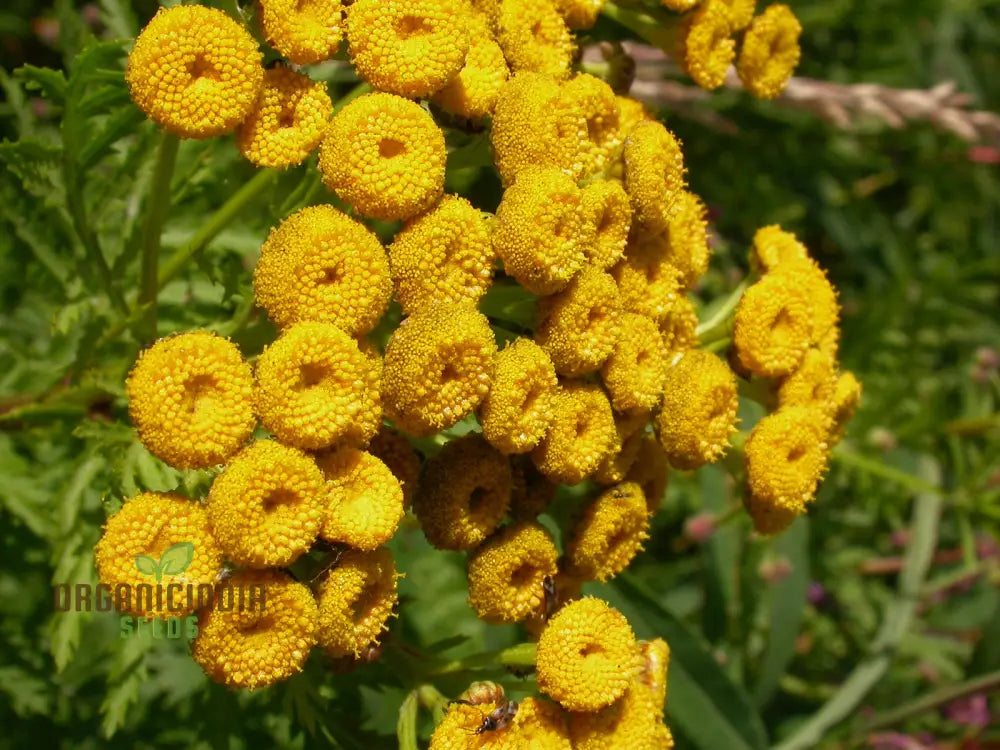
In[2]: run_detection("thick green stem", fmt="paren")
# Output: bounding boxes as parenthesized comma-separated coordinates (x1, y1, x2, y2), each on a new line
(396, 689, 419, 750)
(832, 447, 944, 497)
(602, 1, 680, 51)
(698, 280, 749, 344)
(159, 168, 279, 288)
(431, 642, 538, 676)
(138, 132, 180, 343)
(860, 668, 1000, 733)
(773, 458, 943, 750)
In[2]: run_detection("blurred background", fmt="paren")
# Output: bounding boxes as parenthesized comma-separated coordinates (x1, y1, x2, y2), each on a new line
(0, 1, 998, 748)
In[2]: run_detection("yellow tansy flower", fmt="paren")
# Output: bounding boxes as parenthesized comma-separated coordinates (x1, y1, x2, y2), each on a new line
(467, 521, 559, 623)
(554, 0, 604, 28)
(749, 224, 809, 273)
(430, 696, 523, 750)
(569, 680, 669, 750)
(316, 547, 399, 657)
(623, 120, 687, 234)
(432, 10, 510, 119)
(509, 696, 573, 748)
(777, 258, 840, 348)
(258, 0, 343, 65)
(480, 338, 559, 455)
(254, 322, 381, 451)
(388, 195, 495, 316)
(366, 426, 422, 509)
(635, 190, 711, 290)
(830, 370, 862, 443)
(492, 166, 590, 294)
(496, 0, 574, 79)
(777, 347, 838, 422)
(236, 65, 332, 168)
(319, 92, 446, 221)
(580, 179, 632, 271)
(532, 382, 616, 485)
(660, 294, 699, 356)
(733, 270, 815, 377)
(491, 72, 586, 184)
(206, 440, 325, 568)
(316, 448, 405, 551)
(601, 313, 669, 414)
(737, 4, 801, 99)
(679, 0, 736, 90)
(126, 5, 263, 139)
(744, 405, 830, 534)
(656, 350, 738, 470)
(346, 0, 470, 98)
(510, 454, 559, 520)
(192, 570, 317, 689)
(594, 412, 649, 485)
(127, 331, 254, 469)
(95, 492, 223, 618)
(612, 237, 683, 325)
(413, 434, 512, 550)
(721, 0, 757, 30)
(536, 597, 639, 712)
(536, 266, 623, 377)
(616, 95, 653, 139)
(253, 204, 392, 335)
(382, 303, 497, 436)
(626, 434, 670, 512)
(567, 482, 650, 582)
(559, 73, 622, 176)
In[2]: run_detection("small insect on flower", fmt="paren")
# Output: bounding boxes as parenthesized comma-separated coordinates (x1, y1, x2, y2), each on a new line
(737, 4, 802, 100)
(430, 684, 522, 748)
(678, 0, 737, 91)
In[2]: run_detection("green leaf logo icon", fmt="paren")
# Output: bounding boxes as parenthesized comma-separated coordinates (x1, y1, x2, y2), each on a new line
(134, 542, 195, 582)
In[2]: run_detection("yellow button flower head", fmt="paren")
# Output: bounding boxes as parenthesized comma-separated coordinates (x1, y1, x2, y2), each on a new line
(749, 224, 809, 273)
(777, 347, 838, 422)
(537, 596, 639, 711)
(95, 492, 223, 618)
(639, 191, 711, 290)
(126, 6, 264, 139)
(496, 0, 574, 79)
(612, 239, 683, 325)
(254, 322, 381, 450)
(601, 313, 670, 414)
(346, 0, 470, 98)
(366, 426, 422, 508)
(656, 350, 738, 470)
(623, 120, 687, 234)
(316, 547, 399, 657)
(467, 521, 559, 623)
(388, 195, 495, 316)
(777, 258, 840, 348)
(315, 448, 405, 551)
(510, 454, 559, 519)
(508, 696, 573, 748)
(491, 72, 587, 184)
(236, 65, 332, 168)
(744, 405, 830, 534)
(253, 204, 392, 335)
(661, 294, 699, 356)
(830, 370, 862, 444)
(738, 4, 801, 99)
(626, 434, 671, 512)
(192, 570, 317, 689)
(580, 180, 632, 271)
(733, 270, 815, 377)
(536, 267, 622, 377)
(430, 696, 525, 750)
(206, 440, 325, 568)
(559, 74, 622, 176)
(617, 96, 653, 139)
(127, 331, 254, 469)
(493, 167, 591, 294)
(414, 434, 512, 550)
(432, 10, 510, 119)
(382, 303, 497, 436)
(319, 93, 446, 221)
(679, 0, 736, 91)
(721, 0, 757, 30)
(638, 638, 671, 710)
(532, 382, 616, 485)
(568, 482, 650, 582)
(258, 0, 343, 65)
(554, 0, 604, 29)
(594, 412, 648, 485)
(569, 680, 668, 750)
(480, 338, 559, 455)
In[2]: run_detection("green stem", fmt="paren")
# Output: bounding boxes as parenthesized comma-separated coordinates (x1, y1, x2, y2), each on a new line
(158, 168, 279, 288)
(602, 1, 680, 51)
(860, 668, 1000, 733)
(704, 336, 732, 354)
(773, 458, 944, 750)
(396, 689, 419, 750)
(832, 448, 945, 497)
(430, 642, 538, 676)
(945, 413, 1000, 436)
(138, 132, 180, 343)
(698, 280, 749, 343)
(333, 81, 372, 114)
(416, 684, 450, 725)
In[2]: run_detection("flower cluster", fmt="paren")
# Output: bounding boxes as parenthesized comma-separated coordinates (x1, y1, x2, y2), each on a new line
(112, 0, 849, 731)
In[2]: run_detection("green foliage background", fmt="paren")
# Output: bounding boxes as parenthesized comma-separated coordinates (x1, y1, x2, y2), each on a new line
(0, 1, 998, 748)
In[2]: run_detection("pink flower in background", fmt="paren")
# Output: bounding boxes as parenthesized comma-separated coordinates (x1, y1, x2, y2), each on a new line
(944, 693, 991, 729)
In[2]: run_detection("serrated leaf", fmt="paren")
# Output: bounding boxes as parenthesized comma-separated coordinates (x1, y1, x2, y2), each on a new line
(134, 554, 157, 577)
(14, 64, 68, 104)
(158, 542, 194, 576)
